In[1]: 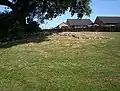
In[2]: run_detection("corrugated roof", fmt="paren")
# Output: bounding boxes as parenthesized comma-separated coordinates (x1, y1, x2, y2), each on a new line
(67, 19, 93, 26)
(97, 16, 120, 24)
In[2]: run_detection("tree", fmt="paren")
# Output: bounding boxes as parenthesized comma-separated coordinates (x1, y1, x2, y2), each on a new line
(0, 12, 13, 40)
(0, 0, 91, 24)
(0, 11, 25, 41)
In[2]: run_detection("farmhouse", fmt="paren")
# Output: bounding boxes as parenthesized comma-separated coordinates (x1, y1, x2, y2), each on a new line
(94, 16, 120, 27)
(56, 22, 69, 29)
(66, 19, 93, 28)
(57, 19, 93, 29)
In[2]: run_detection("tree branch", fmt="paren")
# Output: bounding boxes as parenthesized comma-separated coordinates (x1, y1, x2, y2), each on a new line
(0, 0, 15, 10)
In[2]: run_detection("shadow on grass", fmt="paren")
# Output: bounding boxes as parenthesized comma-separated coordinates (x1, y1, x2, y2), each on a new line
(0, 32, 53, 48)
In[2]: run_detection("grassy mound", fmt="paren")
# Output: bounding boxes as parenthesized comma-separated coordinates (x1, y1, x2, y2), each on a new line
(0, 32, 120, 91)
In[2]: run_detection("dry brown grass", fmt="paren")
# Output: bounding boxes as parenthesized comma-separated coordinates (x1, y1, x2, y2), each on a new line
(57, 32, 112, 40)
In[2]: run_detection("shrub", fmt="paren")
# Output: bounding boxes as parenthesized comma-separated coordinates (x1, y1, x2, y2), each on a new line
(25, 21, 41, 34)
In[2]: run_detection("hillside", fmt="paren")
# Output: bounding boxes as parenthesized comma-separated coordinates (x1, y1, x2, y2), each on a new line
(0, 32, 120, 91)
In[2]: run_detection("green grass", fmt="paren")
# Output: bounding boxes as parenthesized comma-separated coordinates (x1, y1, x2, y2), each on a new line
(0, 32, 120, 91)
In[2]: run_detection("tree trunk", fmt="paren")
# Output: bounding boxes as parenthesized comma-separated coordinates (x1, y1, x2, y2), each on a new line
(0, 0, 27, 25)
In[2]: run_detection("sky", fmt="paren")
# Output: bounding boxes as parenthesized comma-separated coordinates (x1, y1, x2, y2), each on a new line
(0, 0, 120, 29)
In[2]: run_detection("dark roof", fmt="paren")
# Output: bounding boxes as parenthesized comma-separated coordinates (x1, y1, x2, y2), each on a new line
(67, 19, 93, 26)
(97, 16, 120, 24)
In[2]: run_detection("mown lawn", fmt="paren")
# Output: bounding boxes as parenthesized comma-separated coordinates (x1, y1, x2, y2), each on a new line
(0, 32, 120, 91)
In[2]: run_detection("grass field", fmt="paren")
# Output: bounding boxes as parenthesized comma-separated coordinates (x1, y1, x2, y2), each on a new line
(0, 32, 120, 91)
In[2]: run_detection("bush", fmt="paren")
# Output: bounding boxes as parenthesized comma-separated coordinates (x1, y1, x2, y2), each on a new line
(0, 12, 42, 42)
(0, 12, 12, 42)
(0, 12, 26, 42)
(8, 21, 25, 40)
(25, 21, 41, 34)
